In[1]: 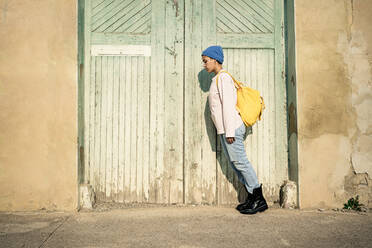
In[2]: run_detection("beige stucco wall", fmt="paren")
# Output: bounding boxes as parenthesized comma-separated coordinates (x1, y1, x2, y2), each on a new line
(0, 0, 370, 211)
(295, 0, 372, 208)
(0, 0, 78, 211)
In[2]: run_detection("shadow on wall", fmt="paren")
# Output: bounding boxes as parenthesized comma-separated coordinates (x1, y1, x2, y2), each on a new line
(197, 69, 249, 203)
(198, 69, 215, 151)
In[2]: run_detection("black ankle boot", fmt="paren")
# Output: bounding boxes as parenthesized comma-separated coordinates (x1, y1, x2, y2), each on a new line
(236, 191, 254, 211)
(239, 185, 268, 215)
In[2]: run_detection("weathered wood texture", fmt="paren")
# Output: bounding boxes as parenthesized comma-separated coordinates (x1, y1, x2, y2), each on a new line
(184, 0, 287, 204)
(184, 0, 218, 204)
(221, 48, 286, 203)
(82, 0, 287, 204)
(87, 56, 151, 202)
(149, 0, 184, 204)
(216, 0, 274, 33)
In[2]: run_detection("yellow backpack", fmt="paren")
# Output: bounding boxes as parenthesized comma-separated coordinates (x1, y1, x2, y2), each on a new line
(216, 70, 265, 127)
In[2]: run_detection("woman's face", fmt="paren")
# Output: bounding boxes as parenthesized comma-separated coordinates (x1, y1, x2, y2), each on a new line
(202, 55, 218, 73)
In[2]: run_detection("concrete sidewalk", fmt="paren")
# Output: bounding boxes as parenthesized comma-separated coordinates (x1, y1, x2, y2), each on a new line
(1, 205, 371, 248)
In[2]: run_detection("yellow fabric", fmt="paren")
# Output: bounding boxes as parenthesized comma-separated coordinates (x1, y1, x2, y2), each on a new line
(216, 70, 265, 127)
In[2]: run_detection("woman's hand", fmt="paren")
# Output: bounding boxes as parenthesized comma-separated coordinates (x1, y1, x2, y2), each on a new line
(226, 137, 235, 144)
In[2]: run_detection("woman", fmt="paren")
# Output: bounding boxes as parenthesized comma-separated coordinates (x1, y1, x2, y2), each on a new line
(202, 45, 268, 214)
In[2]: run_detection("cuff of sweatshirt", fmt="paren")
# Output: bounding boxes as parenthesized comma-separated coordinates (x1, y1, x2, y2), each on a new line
(225, 128, 235, 138)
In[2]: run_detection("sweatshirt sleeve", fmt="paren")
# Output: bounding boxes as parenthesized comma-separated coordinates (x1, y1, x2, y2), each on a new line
(217, 73, 237, 138)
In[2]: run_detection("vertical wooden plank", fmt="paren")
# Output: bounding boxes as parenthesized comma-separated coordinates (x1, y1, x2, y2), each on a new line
(143, 56, 151, 202)
(162, 0, 184, 204)
(93, 56, 102, 195)
(89, 56, 96, 187)
(255, 49, 261, 182)
(257, 49, 267, 183)
(118, 56, 125, 203)
(149, 0, 184, 204)
(136, 56, 144, 202)
(184, 0, 201, 204)
(261, 50, 269, 185)
(112, 56, 120, 201)
(99, 56, 108, 200)
(150, 0, 166, 203)
(185, 0, 217, 205)
(264, 49, 274, 186)
(195, 1, 203, 204)
(268, 50, 275, 192)
(130, 56, 138, 202)
(201, 0, 217, 204)
(124, 56, 131, 202)
(174, 0, 185, 204)
(105, 56, 114, 200)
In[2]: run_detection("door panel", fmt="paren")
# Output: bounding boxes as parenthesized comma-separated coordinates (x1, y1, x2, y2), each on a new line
(221, 48, 282, 203)
(216, 0, 274, 33)
(184, 0, 218, 204)
(149, 0, 184, 204)
(184, 0, 287, 204)
(84, 0, 184, 203)
(88, 55, 151, 202)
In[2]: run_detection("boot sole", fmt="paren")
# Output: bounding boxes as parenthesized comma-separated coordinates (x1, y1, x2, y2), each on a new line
(239, 204, 268, 215)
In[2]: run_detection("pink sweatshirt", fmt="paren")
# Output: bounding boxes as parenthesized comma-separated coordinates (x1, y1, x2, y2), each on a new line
(208, 71, 244, 137)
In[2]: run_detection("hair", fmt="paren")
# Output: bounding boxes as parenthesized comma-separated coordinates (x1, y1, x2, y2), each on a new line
(202, 56, 222, 65)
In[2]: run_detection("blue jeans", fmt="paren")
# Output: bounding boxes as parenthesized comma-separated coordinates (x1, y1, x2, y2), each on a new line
(220, 124, 260, 194)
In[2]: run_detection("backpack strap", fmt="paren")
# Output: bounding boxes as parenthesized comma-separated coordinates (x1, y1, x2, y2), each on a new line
(215, 70, 242, 113)
(215, 70, 224, 104)
(215, 70, 233, 104)
(258, 96, 265, 120)
(216, 70, 242, 89)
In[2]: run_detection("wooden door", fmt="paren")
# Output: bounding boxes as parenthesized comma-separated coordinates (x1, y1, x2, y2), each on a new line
(82, 0, 287, 204)
(184, 0, 287, 204)
(83, 0, 184, 203)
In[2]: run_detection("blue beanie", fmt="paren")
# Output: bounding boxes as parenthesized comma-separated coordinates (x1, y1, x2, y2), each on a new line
(202, 45, 224, 64)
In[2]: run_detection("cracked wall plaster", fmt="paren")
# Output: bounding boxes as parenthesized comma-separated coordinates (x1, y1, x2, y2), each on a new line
(296, 0, 372, 208)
